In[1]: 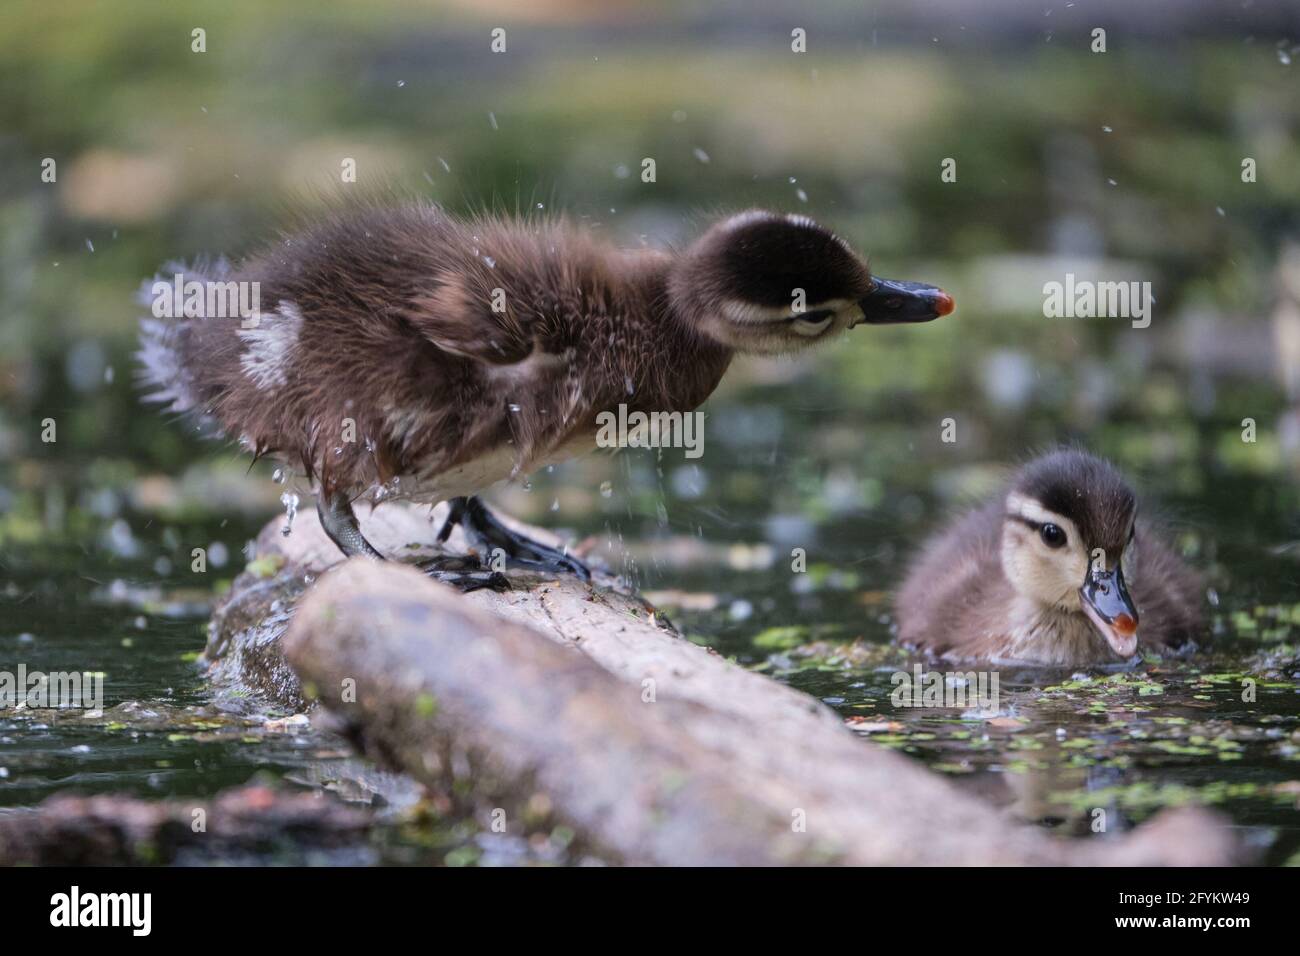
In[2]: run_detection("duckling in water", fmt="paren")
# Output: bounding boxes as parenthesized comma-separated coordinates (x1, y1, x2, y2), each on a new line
(139, 204, 953, 588)
(896, 450, 1202, 666)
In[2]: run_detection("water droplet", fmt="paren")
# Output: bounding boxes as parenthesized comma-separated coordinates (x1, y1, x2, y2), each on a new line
(85, 238, 94, 252)
(438, 156, 451, 172)
(728, 599, 753, 621)
(693, 147, 710, 164)
(484, 255, 496, 268)
(397, 79, 406, 88)
(488, 111, 499, 130)
(600, 481, 613, 498)
(795, 188, 808, 202)
(272, 468, 286, 484)
(550, 498, 560, 512)
(1101, 125, 1113, 133)
(280, 492, 299, 537)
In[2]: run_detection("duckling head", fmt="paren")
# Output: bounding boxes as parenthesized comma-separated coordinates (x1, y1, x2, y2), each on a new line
(669, 210, 953, 355)
(1000, 451, 1141, 658)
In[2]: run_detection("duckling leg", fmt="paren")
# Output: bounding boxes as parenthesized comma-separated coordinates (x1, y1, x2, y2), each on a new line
(439, 495, 592, 581)
(317, 491, 385, 560)
(317, 491, 508, 592)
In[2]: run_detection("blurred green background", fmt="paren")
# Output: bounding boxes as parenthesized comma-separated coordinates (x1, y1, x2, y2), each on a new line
(3, 0, 1300, 494)
(1, 0, 1300, 864)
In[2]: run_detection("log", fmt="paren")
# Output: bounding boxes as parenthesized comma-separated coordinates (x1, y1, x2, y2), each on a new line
(283, 556, 1245, 866)
(204, 499, 653, 712)
(0, 785, 368, 866)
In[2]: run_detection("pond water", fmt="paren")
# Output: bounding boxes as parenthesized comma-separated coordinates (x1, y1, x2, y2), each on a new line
(2, 329, 1297, 865)
(3, 4, 1299, 866)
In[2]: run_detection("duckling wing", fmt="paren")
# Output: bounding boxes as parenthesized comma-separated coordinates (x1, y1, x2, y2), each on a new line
(895, 501, 1011, 657)
(399, 218, 611, 369)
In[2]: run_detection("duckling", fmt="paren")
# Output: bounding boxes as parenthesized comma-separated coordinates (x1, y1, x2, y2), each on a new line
(895, 450, 1202, 665)
(139, 204, 953, 588)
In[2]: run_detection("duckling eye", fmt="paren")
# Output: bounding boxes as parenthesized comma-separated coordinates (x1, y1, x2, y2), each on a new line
(1040, 523, 1066, 549)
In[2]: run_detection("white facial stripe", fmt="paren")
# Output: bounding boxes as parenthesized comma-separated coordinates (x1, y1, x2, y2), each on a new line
(1004, 492, 1081, 545)
(720, 297, 856, 327)
(719, 299, 790, 325)
(791, 314, 833, 336)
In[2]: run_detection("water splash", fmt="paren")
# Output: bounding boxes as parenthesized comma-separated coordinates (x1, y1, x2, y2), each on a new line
(280, 491, 299, 537)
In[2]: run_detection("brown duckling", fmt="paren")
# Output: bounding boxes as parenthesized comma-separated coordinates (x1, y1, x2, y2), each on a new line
(895, 450, 1202, 665)
(139, 204, 953, 588)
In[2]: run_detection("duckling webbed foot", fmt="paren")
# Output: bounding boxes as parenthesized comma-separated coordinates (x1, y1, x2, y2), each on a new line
(415, 554, 511, 593)
(316, 491, 508, 592)
(437, 495, 591, 581)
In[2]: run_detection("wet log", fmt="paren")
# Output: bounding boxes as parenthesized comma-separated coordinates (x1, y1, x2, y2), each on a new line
(283, 558, 1245, 866)
(204, 499, 649, 712)
(0, 785, 368, 866)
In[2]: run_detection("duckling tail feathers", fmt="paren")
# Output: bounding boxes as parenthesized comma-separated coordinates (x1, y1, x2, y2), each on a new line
(135, 259, 230, 436)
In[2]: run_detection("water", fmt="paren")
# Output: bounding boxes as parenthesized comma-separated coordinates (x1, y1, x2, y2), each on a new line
(569, 367, 1300, 865)
(3, 324, 1298, 866)
(3, 5, 1298, 865)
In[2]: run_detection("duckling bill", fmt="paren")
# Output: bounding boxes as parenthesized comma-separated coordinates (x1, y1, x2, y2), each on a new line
(138, 204, 952, 589)
(896, 450, 1202, 666)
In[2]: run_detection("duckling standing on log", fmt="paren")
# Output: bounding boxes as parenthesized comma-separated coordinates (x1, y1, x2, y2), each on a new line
(896, 450, 1202, 666)
(139, 205, 953, 589)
